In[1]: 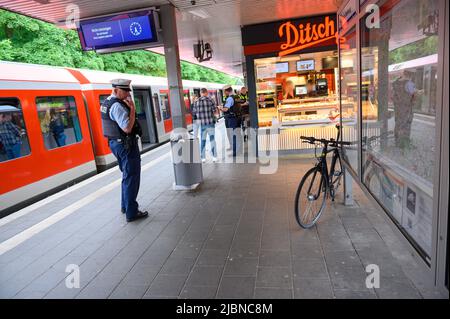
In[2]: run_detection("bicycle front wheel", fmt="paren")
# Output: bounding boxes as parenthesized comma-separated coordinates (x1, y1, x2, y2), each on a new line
(295, 167, 327, 229)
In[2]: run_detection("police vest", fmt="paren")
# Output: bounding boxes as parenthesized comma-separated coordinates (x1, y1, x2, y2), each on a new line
(100, 96, 142, 139)
(238, 94, 248, 103)
(223, 95, 239, 117)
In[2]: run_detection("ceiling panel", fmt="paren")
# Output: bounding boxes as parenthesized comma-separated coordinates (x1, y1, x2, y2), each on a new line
(0, 0, 342, 77)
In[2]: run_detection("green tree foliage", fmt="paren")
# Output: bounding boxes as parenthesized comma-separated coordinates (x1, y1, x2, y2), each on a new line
(0, 9, 241, 84)
(390, 36, 438, 64)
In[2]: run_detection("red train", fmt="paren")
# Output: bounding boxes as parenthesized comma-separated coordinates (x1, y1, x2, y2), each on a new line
(0, 61, 225, 216)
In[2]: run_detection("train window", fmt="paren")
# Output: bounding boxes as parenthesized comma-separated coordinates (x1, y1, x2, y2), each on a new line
(183, 93, 191, 113)
(0, 98, 31, 162)
(152, 93, 162, 122)
(159, 93, 171, 120)
(99, 95, 108, 106)
(36, 96, 83, 150)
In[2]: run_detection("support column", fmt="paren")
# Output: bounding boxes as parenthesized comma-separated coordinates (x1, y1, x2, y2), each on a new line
(343, 168, 354, 206)
(160, 4, 186, 129)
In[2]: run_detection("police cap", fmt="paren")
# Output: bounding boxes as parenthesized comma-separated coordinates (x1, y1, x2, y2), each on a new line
(111, 78, 132, 91)
(223, 85, 232, 92)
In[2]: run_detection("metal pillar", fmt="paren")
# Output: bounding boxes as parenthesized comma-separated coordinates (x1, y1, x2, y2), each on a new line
(160, 4, 186, 129)
(343, 167, 354, 206)
(160, 4, 202, 191)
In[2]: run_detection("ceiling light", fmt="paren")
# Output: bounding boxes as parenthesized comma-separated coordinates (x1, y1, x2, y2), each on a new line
(188, 9, 210, 19)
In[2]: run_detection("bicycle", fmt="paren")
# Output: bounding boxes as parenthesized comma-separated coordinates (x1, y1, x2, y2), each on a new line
(294, 125, 352, 229)
(361, 130, 401, 214)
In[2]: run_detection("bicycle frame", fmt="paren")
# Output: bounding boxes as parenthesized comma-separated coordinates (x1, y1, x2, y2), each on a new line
(314, 143, 341, 200)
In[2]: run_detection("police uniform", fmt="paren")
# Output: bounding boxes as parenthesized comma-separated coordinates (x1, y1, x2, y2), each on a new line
(238, 92, 250, 141)
(100, 79, 148, 222)
(222, 85, 240, 157)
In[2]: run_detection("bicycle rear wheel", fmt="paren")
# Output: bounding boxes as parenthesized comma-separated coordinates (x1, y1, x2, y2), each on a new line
(295, 167, 327, 229)
(330, 154, 343, 199)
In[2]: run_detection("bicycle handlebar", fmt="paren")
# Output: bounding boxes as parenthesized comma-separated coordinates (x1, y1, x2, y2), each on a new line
(300, 136, 353, 146)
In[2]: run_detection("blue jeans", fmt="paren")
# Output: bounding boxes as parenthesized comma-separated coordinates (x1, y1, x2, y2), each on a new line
(5, 143, 21, 159)
(109, 139, 141, 219)
(226, 116, 241, 157)
(200, 124, 217, 159)
(54, 133, 66, 147)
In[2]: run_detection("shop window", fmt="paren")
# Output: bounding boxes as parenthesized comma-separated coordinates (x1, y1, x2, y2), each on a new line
(339, 26, 359, 172)
(0, 98, 31, 162)
(360, 0, 440, 260)
(36, 96, 83, 150)
(254, 53, 340, 129)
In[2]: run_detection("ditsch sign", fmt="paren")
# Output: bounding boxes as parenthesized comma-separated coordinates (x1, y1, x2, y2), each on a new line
(278, 16, 339, 57)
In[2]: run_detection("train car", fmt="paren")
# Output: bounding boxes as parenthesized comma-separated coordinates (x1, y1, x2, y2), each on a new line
(0, 62, 97, 215)
(67, 68, 224, 169)
(0, 61, 227, 215)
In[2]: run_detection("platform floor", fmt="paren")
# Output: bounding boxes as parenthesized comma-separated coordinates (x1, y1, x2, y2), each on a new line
(0, 126, 446, 299)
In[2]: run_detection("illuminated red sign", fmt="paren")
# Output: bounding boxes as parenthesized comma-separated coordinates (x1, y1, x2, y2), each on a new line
(278, 16, 339, 57)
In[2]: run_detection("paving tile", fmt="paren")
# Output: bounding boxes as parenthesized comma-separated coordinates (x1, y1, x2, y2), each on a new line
(109, 284, 147, 299)
(179, 286, 218, 299)
(120, 267, 158, 287)
(329, 266, 368, 291)
(292, 243, 324, 260)
(224, 257, 258, 277)
(259, 250, 291, 268)
(324, 250, 362, 271)
(160, 257, 196, 275)
(376, 280, 423, 299)
(254, 288, 293, 299)
(144, 274, 187, 297)
(256, 267, 292, 289)
(196, 249, 229, 266)
(333, 288, 378, 299)
(229, 241, 260, 258)
(294, 278, 334, 299)
(204, 236, 234, 250)
(217, 276, 255, 299)
(185, 266, 223, 287)
(292, 259, 329, 279)
(171, 242, 202, 259)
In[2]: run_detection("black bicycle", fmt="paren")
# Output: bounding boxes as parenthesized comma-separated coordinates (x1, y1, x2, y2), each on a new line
(294, 125, 352, 229)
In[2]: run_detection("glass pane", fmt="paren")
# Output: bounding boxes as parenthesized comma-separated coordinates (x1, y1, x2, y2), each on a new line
(152, 93, 162, 122)
(360, 0, 439, 259)
(159, 93, 171, 120)
(340, 26, 359, 171)
(254, 52, 339, 129)
(36, 96, 83, 150)
(0, 98, 31, 162)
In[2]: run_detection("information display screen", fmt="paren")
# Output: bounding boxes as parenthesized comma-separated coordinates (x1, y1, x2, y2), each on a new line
(295, 85, 307, 96)
(296, 60, 315, 72)
(275, 62, 289, 73)
(78, 10, 158, 51)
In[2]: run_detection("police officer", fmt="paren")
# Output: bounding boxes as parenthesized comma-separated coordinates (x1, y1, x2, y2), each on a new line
(238, 87, 250, 142)
(100, 79, 148, 222)
(219, 85, 240, 157)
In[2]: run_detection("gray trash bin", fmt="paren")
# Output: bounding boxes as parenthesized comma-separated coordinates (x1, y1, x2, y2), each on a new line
(170, 133, 203, 190)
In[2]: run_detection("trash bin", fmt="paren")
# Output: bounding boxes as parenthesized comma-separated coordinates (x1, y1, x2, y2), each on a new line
(170, 132, 203, 190)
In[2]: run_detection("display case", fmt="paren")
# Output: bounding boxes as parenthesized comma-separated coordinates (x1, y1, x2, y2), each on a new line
(277, 96, 355, 126)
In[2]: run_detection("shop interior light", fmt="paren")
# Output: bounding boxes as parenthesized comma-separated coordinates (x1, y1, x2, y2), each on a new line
(188, 9, 210, 19)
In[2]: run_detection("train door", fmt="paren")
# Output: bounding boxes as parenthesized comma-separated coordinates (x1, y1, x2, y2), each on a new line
(133, 89, 157, 147)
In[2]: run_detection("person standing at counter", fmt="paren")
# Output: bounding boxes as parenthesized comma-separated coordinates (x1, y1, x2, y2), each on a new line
(284, 81, 295, 100)
(306, 79, 317, 97)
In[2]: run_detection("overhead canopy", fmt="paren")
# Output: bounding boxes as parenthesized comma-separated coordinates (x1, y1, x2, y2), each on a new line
(0, 0, 343, 77)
